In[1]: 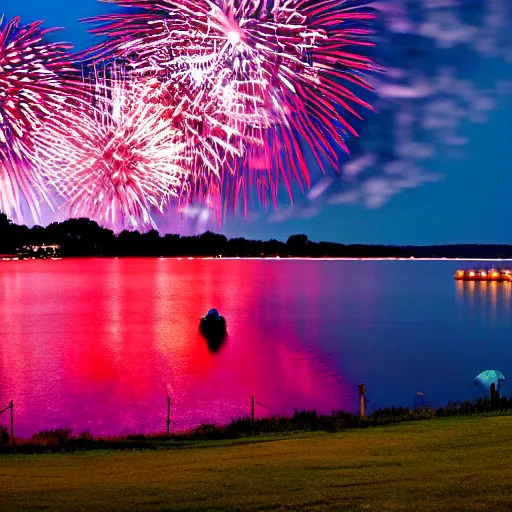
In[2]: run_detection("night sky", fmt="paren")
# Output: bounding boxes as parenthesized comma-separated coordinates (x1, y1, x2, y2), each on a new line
(4, 0, 512, 245)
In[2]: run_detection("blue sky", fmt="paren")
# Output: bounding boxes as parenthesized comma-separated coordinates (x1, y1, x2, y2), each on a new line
(225, 104, 512, 245)
(4, 0, 512, 244)
(2, 1, 116, 51)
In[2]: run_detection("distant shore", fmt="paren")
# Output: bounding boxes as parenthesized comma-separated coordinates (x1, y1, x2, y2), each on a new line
(3, 215, 512, 259)
(3, 256, 512, 263)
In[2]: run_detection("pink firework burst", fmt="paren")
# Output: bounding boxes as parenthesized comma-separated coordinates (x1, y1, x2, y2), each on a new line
(143, 76, 245, 180)
(0, 16, 78, 222)
(33, 67, 189, 230)
(82, 0, 375, 213)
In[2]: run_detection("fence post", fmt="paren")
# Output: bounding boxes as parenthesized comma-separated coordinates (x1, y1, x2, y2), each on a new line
(166, 396, 171, 436)
(251, 395, 255, 424)
(9, 400, 14, 444)
(358, 383, 366, 418)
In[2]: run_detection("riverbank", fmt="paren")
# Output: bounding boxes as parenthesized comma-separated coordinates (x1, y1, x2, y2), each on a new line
(3, 398, 512, 454)
(1, 416, 511, 512)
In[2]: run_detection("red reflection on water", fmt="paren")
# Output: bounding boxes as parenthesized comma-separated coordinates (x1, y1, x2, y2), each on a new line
(0, 259, 353, 437)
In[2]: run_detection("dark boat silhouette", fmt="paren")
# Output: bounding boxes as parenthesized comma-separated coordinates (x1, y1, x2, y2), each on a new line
(199, 309, 227, 351)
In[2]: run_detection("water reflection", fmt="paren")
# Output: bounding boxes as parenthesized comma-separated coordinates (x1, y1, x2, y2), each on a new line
(203, 333, 226, 354)
(2, 260, 512, 437)
(456, 281, 512, 313)
(455, 280, 512, 336)
(0, 259, 351, 437)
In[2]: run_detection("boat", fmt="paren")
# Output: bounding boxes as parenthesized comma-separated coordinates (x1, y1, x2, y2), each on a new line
(454, 269, 512, 282)
(199, 309, 227, 343)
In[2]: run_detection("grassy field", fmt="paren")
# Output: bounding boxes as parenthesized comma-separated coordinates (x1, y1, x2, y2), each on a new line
(1, 416, 512, 512)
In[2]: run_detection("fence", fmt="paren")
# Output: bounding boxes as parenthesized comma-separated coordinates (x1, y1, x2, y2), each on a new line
(0, 382, 500, 441)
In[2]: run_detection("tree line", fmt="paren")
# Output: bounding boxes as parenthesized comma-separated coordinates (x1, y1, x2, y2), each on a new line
(1, 213, 512, 259)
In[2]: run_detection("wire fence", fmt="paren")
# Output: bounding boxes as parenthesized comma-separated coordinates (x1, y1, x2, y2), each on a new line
(0, 385, 471, 442)
(0, 389, 414, 442)
(364, 392, 432, 416)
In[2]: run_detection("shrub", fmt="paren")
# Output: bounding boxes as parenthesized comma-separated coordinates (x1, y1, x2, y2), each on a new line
(0, 425, 8, 444)
(187, 424, 227, 441)
(32, 428, 72, 446)
(293, 409, 318, 431)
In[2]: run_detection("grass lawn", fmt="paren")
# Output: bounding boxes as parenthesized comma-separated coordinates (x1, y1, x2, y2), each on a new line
(1, 416, 512, 512)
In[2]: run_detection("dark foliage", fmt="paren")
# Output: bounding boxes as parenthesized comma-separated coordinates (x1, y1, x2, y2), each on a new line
(2, 397, 511, 454)
(32, 428, 72, 446)
(2, 213, 512, 258)
(0, 425, 9, 444)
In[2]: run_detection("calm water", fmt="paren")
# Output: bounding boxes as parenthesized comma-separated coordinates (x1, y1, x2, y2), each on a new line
(0, 258, 511, 437)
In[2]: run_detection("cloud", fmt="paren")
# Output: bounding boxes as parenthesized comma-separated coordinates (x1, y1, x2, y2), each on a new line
(267, 0, 511, 226)
(343, 155, 377, 178)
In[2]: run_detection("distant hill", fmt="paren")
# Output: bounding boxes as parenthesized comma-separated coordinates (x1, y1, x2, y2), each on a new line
(1, 214, 511, 259)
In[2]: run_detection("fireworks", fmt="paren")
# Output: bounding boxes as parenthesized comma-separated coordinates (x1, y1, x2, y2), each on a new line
(33, 68, 188, 229)
(0, 16, 77, 222)
(0, 2, 375, 228)
(82, 0, 375, 210)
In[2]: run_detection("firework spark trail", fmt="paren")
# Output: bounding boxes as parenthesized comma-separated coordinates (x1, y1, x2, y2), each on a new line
(33, 67, 189, 230)
(0, 16, 79, 223)
(80, 0, 376, 213)
(82, 1, 255, 184)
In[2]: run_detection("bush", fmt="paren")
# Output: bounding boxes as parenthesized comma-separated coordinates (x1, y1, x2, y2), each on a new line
(293, 409, 318, 431)
(228, 416, 253, 437)
(435, 396, 512, 417)
(32, 428, 72, 446)
(76, 431, 94, 441)
(187, 424, 228, 441)
(0, 425, 8, 444)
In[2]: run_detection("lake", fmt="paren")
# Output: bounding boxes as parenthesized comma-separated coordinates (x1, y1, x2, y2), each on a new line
(0, 258, 510, 437)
